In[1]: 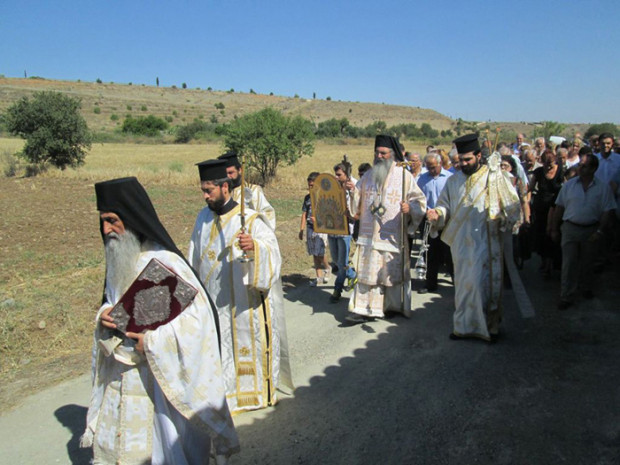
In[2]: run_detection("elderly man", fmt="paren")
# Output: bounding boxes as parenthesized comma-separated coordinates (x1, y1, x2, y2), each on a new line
(405, 151, 426, 183)
(427, 134, 521, 342)
(83, 177, 238, 464)
(218, 151, 276, 229)
(345, 135, 426, 323)
(417, 152, 453, 294)
(551, 153, 617, 309)
(512, 133, 525, 155)
(534, 137, 546, 162)
(188, 159, 292, 413)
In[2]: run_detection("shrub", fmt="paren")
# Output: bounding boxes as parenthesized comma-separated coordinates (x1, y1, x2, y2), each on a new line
(4, 91, 92, 170)
(2, 149, 19, 177)
(174, 119, 218, 143)
(182, 83, 187, 89)
(93, 106, 101, 114)
(141, 105, 147, 111)
(96, 78, 102, 84)
(126, 104, 132, 111)
(121, 115, 169, 136)
(165, 115, 173, 123)
(214, 102, 225, 110)
(110, 114, 119, 121)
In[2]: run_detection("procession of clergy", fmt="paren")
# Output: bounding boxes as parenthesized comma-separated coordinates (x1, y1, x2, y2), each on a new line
(84, 132, 604, 464)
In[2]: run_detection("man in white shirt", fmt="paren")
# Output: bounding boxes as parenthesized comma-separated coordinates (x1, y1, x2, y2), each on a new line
(551, 153, 617, 309)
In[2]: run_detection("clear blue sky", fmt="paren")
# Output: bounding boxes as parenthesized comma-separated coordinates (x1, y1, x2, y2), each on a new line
(2, 0, 619, 123)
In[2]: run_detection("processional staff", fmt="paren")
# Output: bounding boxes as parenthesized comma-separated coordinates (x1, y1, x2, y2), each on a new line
(238, 152, 252, 263)
(397, 160, 414, 311)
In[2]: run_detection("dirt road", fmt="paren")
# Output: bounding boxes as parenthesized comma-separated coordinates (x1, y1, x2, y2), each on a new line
(1, 258, 619, 464)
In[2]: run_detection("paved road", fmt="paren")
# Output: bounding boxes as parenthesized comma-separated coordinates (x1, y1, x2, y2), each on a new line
(1, 257, 619, 464)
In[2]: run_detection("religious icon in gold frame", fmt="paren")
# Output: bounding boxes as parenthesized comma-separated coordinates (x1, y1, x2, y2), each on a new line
(310, 173, 349, 235)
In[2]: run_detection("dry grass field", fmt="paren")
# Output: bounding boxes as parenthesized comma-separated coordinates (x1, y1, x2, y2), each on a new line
(0, 137, 436, 409)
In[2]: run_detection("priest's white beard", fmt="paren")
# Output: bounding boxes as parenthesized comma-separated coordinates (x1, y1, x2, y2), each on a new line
(104, 229, 142, 294)
(372, 157, 393, 189)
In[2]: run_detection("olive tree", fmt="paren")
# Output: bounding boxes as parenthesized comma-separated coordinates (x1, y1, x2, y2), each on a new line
(5, 91, 92, 170)
(224, 107, 315, 185)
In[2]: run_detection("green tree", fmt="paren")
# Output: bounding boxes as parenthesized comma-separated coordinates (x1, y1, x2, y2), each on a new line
(584, 123, 618, 139)
(532, 121, 567, 140)
(4, 91, 92, 170)
(224, 107, 315, 185)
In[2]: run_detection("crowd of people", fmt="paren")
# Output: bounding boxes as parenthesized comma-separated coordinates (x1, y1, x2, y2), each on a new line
(81, 131, 618, 463)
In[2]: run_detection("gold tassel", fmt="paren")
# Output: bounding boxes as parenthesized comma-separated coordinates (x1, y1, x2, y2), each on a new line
(237, 362, 255, 376)
(237, 394, 259, 407)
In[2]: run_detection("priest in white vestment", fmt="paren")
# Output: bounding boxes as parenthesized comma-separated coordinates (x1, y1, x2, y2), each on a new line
(188, 159, 292, 413)
(83, 177, 239, 464)
(345, 135, 426, 322)
(218, 151, 276, 230)
(427, 134, 521, 342)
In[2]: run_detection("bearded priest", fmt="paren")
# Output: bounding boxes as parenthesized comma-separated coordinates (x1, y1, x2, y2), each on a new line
(345, 135, 426, 323)
(188, 159, 293, 414)
(83, 177, 238, 465)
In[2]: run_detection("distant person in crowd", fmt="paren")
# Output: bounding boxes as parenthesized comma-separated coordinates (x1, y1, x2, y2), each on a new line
(218, 151, 276, 229)
(358, 162, 372, 179)
(565, 143, 582, 169)
(594, 133, 620, 185)
(328, 163, 358, 303)
(512, 133, 526, 155)
(530, 149, 564, 278)
(83, 177, 238, 464)
(448, 145, 460, 173)
(299, 172, 330, 286)
(427, 134, 520, 343)
(417, 151, 453, 294)
(345, 135, 426, 323)
(406, 151, 426, 183)
(522, 147, 542, 186)
(499, 145, 529, 189)
(437, 148, 451, 170)
(534, 137, 547, 161)
(188, 159, 293, 413)
(588, 134, 600, 153)
(426, 145, 435, 154)
(557, 147, 569, 169)
(551, 153, 617, 309)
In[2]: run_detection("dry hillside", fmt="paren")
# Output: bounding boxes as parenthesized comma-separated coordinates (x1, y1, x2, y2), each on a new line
(0, 77, 453, 133)
(0, 77, 590, 138)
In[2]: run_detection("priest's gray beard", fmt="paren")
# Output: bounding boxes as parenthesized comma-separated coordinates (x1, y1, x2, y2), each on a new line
(372, 157, 393, 189)
(104, 229, 142, 294)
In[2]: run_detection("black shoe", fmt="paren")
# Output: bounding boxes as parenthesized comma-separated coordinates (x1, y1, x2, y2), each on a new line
(558, 300, 573, 310)
(583, 290, 594, 300)
(489, 333, 499, 344)
(449, 333, 465, 340)
(329, 290, 342, 303)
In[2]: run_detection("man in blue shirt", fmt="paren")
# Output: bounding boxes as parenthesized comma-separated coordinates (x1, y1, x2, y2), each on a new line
(417, 152, 453, 293)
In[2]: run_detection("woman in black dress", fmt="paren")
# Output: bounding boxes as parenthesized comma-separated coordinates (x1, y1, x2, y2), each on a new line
(530, 149, 563, 277)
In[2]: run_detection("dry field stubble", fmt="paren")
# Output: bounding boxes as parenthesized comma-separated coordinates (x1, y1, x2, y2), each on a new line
(0, 137, 435, 408)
